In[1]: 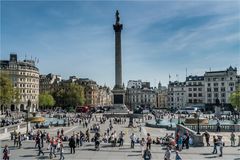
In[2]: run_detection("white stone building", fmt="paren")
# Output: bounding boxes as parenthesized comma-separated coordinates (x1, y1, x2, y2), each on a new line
(168, 81, 186, 109)
(204, 66, 238, 104)
(0, 54, 39, 112)
(185, 75, 205, 105)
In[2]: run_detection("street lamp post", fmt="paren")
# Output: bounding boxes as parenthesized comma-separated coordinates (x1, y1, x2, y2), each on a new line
(197, 110, 200, 135)
(26, 99, 31, 135)
(178, 112, 180, 124)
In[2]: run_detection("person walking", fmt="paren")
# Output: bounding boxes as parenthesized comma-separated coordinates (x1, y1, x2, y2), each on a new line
(230, 132, 236, 146)
(218, 136, 224, 157)
(164, 147, 171, 160)
(140, 138, 146, 156)
(146, 133, 152, 150)
(177, 136, 183, 151)
(3, 145, 10, 160)
(216, 120, 221, 132)
(130, 133, 136, 149)
(37, 142, 44, 156)
(203, 131, 210, 146)
(59, 142, 65, 160)
(143, 148, 152, 160)
(118, 131, 124, 147)
(175, 151, 182, 160)
(18, 132, 22, 149)
(212, 135, 218, 154)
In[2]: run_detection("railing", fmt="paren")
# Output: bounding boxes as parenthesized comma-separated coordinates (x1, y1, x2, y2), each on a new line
(184, 124, 240, 132)
(0, 122, 27, 135)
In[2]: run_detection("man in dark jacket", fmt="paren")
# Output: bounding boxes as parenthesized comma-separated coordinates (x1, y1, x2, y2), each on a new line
(69, 136, 76, 154)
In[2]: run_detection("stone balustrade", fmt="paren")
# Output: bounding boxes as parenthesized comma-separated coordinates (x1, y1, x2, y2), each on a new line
(176, 124, 204, 147)
(184, 124, 240, 132)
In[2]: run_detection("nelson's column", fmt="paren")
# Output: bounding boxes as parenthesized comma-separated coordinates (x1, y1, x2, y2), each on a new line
(112, 10, 128, 112)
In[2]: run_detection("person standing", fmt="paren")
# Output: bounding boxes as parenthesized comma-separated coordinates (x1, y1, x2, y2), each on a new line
(230, 132, 236, 146)
(146, 133, 152, 150)
(59, 142, 65, 160)
(69, 136, 76, 154)
(216, 120, 221, 132)
(177, 136, 183, 151)
(212, 135, 218, 154)
(203, 131, 210, 146)
(3, 145, 10, 160)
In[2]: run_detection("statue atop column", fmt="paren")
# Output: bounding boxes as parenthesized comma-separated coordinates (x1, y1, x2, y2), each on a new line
(116, 10, 120, 24)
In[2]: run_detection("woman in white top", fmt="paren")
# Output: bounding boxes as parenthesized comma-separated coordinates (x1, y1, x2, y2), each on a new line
(140, 138, 146, 156)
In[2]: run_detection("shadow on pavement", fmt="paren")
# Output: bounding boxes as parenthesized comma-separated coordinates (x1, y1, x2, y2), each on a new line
(200, 153, 214, 155)
(127, 154, 141, 157)
(36, 156, 49, 159)
(205, 156, 220, 159)
(20, 154, 36, 158)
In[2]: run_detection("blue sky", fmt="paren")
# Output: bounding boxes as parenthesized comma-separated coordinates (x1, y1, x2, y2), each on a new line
(1, 1, 240, 88)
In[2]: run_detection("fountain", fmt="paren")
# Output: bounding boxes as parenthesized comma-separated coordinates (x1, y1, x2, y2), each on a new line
(184, 113, 208, 125)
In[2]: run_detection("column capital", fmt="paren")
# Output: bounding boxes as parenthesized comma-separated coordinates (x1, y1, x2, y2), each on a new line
(113, 24, 123, 32)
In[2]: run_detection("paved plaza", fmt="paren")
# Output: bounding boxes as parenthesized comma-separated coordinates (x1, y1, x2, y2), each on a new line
(1, 114, 240, 160)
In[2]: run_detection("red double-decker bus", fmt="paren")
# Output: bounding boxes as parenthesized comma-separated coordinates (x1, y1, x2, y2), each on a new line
(75, 106, 89, 113)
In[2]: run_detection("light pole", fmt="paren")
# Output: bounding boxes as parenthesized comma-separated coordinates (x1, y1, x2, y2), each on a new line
(196, 110, 200, 135)
(26, 99, 31, 135)
(178, 112, 180, 124)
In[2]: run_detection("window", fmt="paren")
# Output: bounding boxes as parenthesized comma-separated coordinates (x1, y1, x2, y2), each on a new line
(193, 82, 196, 85)
(230, 87, 233, 91)
(189, 99, 192, 103)
(208, 83, 211, 87)
(207, 94, 211, 98)
(214, 93, 218, 97)
(188, 88, 192, 91)
(193, 88, 197, 91)
(221, 78, 224, 81)
(230, 77, 233, 80)
(214, 88, 218, 92)
(221, 83, 224, 86)
(207, 88, 211, 92)
(221, 93, 225, 97)
(213, 78, 218, 81)
(193, 93, 197, 97)
(189, 93, 192, 97)
(208, 78, 211, 81)
(198, 88, 202, 91)
(194, 99, 197, 103)
(198, 93, 202, 97)
(188, 82, 192, 86)
(214, 83, 218, 86)
(221, 99, 225, 103)
(221, 87, 225, 92)
(198, 82, 202, 85)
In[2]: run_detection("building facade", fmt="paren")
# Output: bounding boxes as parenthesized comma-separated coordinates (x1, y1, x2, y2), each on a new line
(0, 54, 39, 112)
(185, 75, 205, 105)
(204, 66, 238, 104)
(168, 81, 186, 109)
(39, 73, 61, 94)
(125, 80, 157, 110)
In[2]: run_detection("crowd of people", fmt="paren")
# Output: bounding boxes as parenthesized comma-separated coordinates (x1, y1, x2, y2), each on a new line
(2, 111, 240, 160)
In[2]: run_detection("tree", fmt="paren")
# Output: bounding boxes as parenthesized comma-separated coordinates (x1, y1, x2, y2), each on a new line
(53, 83, 85, 110)
(39, 92, 55, 109)
(0, 73, 15, 111)
(230, 86, 240, 111)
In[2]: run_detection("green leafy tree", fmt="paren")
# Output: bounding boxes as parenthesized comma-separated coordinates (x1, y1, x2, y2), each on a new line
(53, 83, 85, 110)
(230, 86, 240, 111)
(39, 92, 55, 109)
(0, 73, 15, 110)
